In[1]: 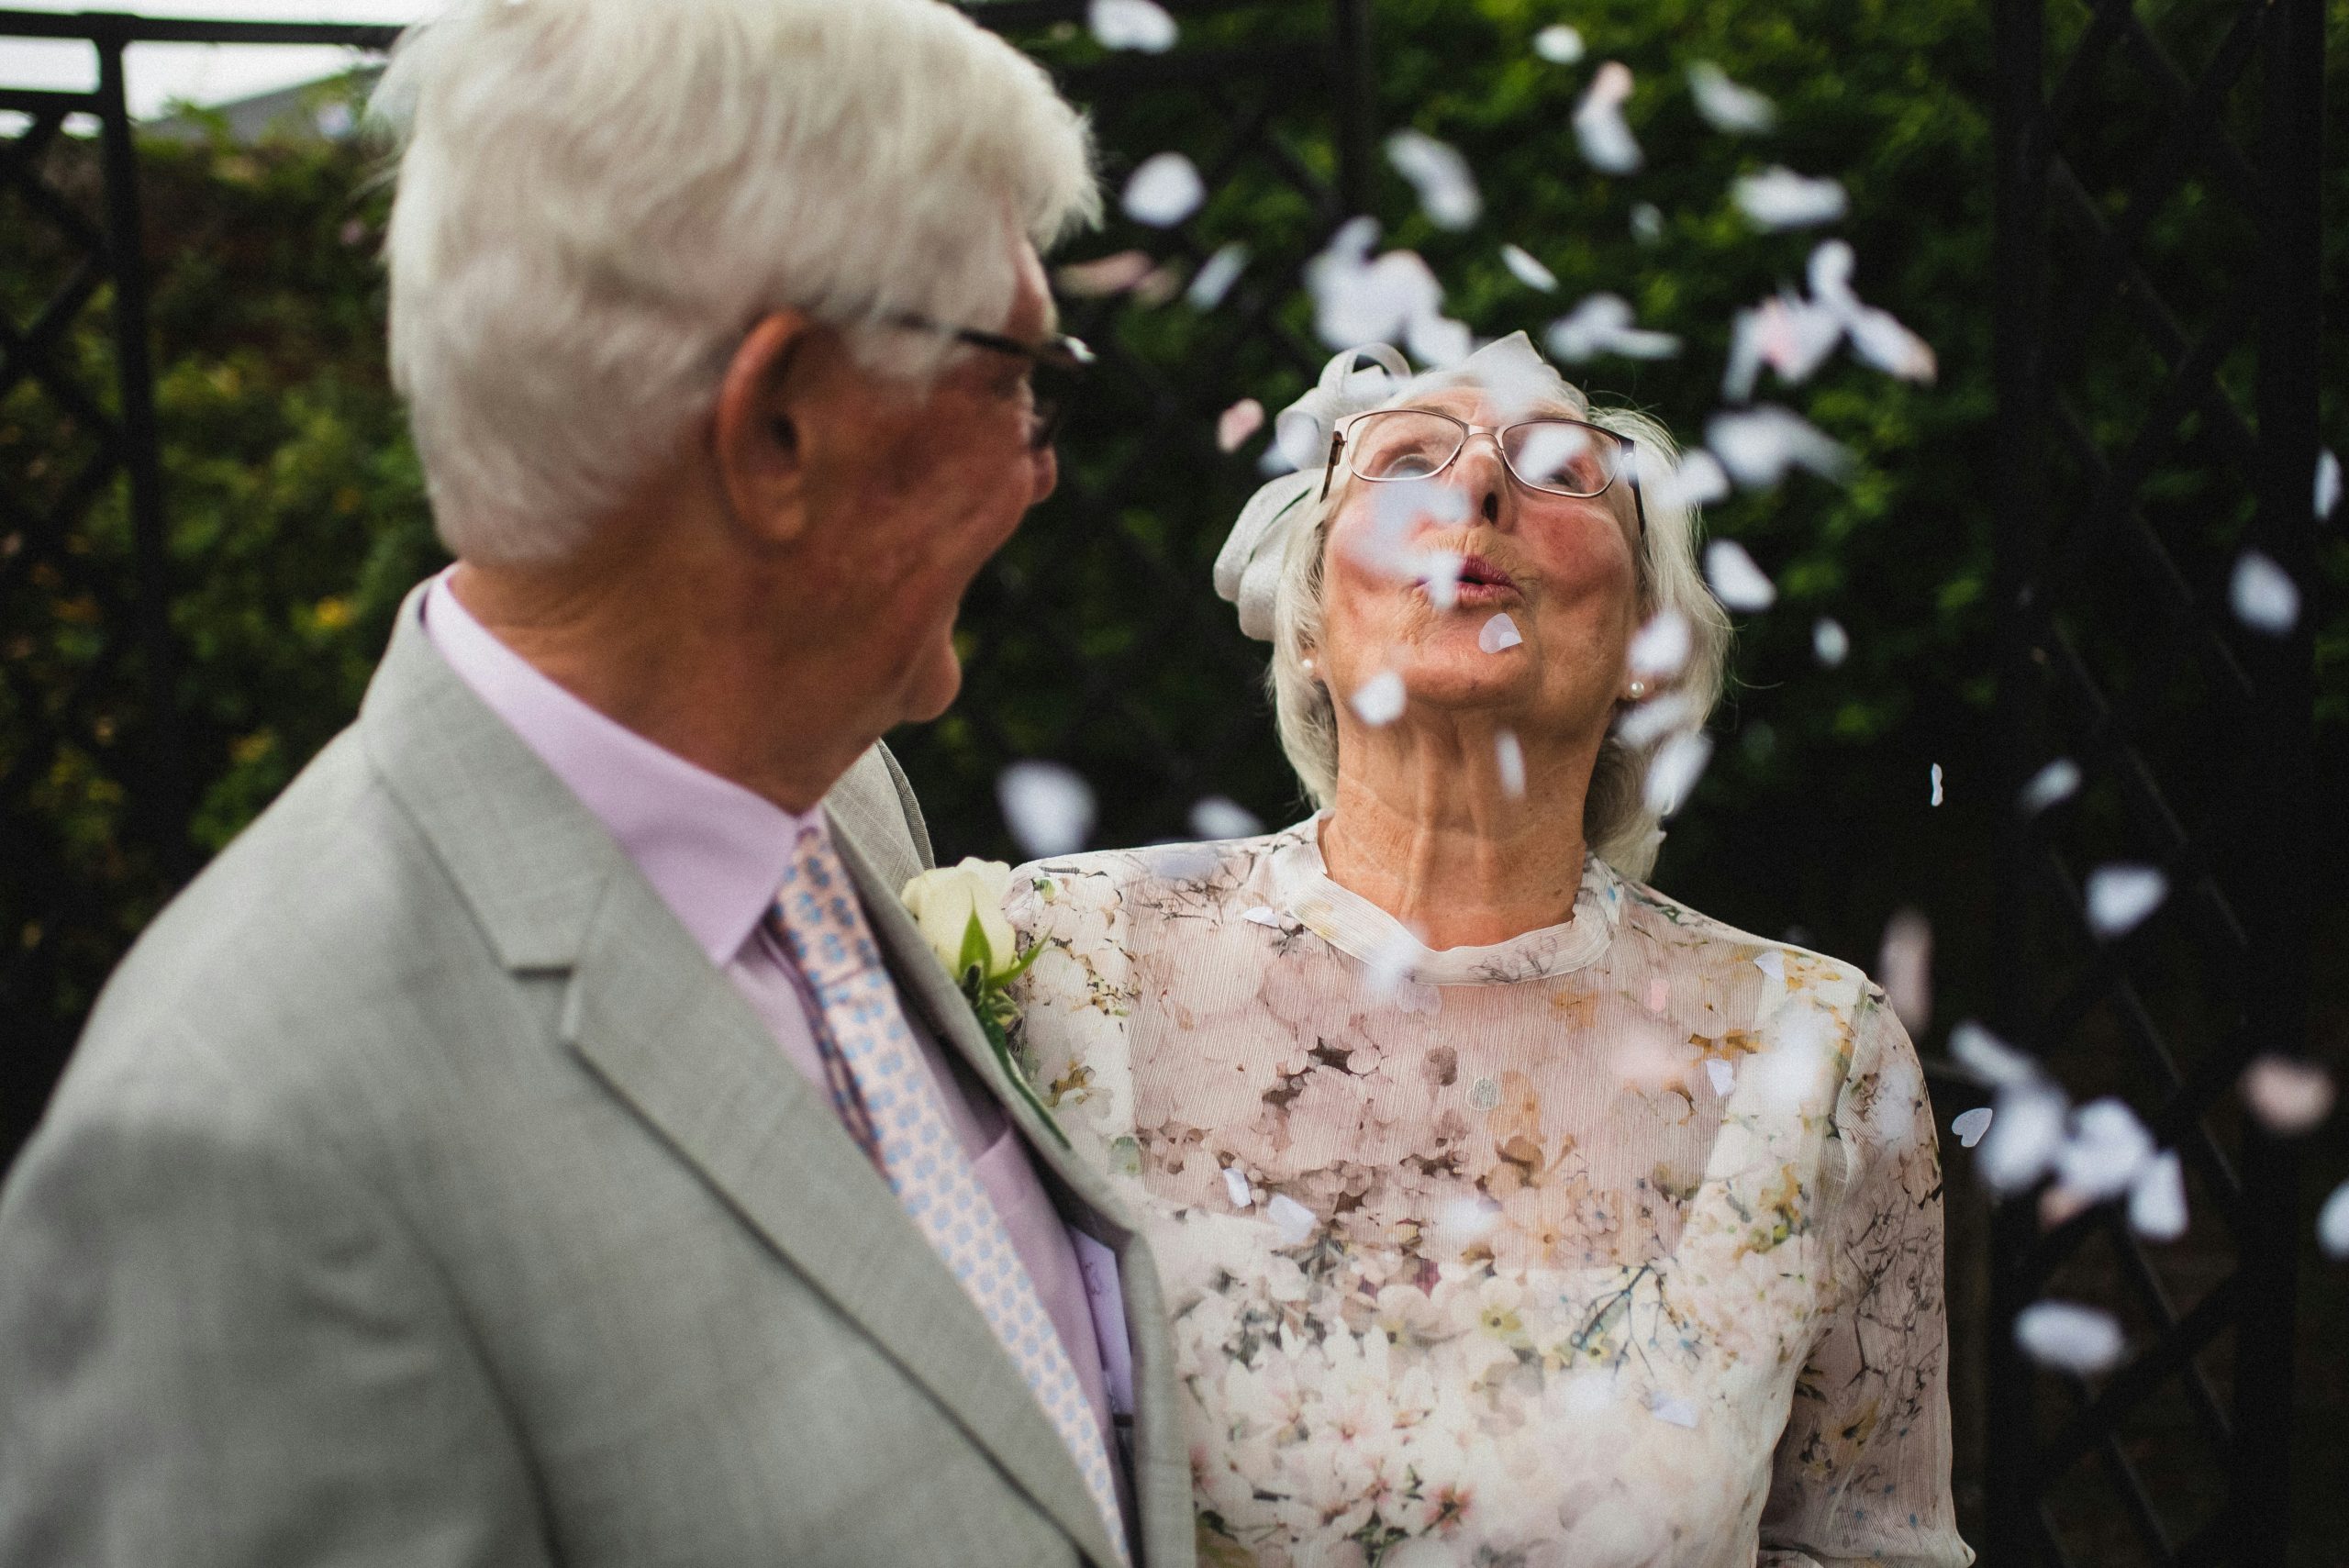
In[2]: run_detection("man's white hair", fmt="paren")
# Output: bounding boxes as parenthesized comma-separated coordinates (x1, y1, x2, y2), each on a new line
(369, 0, 1099, 563)
(1266, 367, 1731, 884)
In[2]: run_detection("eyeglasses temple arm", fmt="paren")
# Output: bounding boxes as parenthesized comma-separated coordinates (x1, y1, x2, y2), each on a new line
(1319, 429, 1345, 501)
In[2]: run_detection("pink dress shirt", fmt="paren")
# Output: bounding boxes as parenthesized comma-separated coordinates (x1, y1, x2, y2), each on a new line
(420, 573, 1127, 1500)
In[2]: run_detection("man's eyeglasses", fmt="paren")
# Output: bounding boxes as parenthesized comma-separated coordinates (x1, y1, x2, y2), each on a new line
(890, 314, 1094, 450)
(1320, 407, 1648, 538)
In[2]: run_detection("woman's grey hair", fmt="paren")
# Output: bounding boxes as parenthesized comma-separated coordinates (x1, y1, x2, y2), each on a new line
(369, 0, 1098, 566)
(1265, 373, 1731, 885)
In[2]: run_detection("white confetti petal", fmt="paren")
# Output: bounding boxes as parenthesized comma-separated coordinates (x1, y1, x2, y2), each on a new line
(1573, 61, 1642, 174)
(1350, 670, 1407, 727)
(2015, 1300, 2125, 1376)
(1363, 924, 1423, 1001)
(1531, 23, 1585, 63)
(1846, 305, 1938, 383)
(1308, 239, 1446, 350)
(1216, 397, 1264, 453)
(1242, 905, 1285, 929)
(1724, 295, 1845, 401)
(1707, 406, 1851, 489)
(997, 761, 1096, 859)
(1405, 310, 1474, 369)
(1220, 1165, 1254, 1208)
(1877, 908, 1932, 1032)
(2321, 1180, 2349, 1258)
(1644, 448, 1728, 510)
(2129, 1151, 2188, 1241)
(1953, 1106, 1994, 1149)
(2318, 449, 2342, 520)
(1494, 729, 1527, 799)
(1265, 1193, 1317, 1245)
(1648, 1394, 1700, 1429)
(1500, 242, 1558, 292)
(2085, 863, 2167, 940)
(2241, 1055, 2336, 1136)
(1629, 608, 1692, 680)
(2229, 550, 2300, 636)
(1386, 128, 1481, 230)
(1630, 201, 1664, 244)
(1705, 1059, 1736, 1096)
(1686, 61, 1776, 134)
(1186, 241, 1249, 309)
(1544, 291, 1679, 361)
(2020, 756, 2082, 816)
(1121, 152, 1205, 227)
(1478, 613, 1523, 653)
(1930, 763, 1945, 807)
(1615, 688, 1701, 750)
(1644, 729, 1713, 817)
(1950, 1020, 2041, 1088)
(1436, 1195, 1503, 1251)
(2054, 1096, 2155, 1202)
(1732, 166, 1848, 230)
(1188, 795, 1265, 840)
(1417, 551, 1464, 609)
(1703, 539, 1777, 612)
(1088, 0, 1177, 51)
(1978, 1082, 2068, 1193)
(1812, 617, 1850, 668)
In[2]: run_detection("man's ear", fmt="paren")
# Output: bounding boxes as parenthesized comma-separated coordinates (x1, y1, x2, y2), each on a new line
(712, 309, 823, 546)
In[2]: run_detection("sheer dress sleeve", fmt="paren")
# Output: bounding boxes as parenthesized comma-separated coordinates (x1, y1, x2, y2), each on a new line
(1759, 987, 1973, 1567)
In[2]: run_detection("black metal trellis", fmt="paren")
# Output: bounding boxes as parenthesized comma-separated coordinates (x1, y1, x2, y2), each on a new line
(1989, 0, 2320, 1562)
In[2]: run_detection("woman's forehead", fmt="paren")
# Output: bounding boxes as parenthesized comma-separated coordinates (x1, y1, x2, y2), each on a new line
(1375, 377, 1586, 423)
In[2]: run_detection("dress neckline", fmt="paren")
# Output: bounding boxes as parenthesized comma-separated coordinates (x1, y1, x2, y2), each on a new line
(1263, 815, 1625, 986)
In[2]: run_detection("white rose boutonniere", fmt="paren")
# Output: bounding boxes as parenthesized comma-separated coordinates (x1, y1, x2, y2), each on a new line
(901, 859, 1066, 1147)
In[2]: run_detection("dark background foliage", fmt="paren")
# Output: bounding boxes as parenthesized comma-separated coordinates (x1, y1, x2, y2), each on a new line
(2, 0, 2343, 1554)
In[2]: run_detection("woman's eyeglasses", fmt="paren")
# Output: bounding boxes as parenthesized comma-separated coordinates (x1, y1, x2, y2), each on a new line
(889, 314, 1094, 450)
(1320, 407, 1647, 537)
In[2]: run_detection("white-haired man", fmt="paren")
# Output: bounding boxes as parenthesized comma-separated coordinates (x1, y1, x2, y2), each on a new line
(0, 3, 1190, 1564)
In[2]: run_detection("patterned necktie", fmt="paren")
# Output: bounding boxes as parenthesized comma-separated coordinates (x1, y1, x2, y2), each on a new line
(768, 825, 1129, 1563)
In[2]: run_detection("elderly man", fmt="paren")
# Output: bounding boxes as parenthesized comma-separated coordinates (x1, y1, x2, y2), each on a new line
(0, 3, 1189, 1564)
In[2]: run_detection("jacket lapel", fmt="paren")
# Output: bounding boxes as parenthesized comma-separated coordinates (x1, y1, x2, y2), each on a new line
(361, 588, 1126, 1568)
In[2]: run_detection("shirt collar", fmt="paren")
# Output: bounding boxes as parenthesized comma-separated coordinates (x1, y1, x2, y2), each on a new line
(420, 569, 818, 966)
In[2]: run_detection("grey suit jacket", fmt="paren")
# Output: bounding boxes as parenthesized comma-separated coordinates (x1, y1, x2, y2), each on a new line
(0, 589, 1194, 1568)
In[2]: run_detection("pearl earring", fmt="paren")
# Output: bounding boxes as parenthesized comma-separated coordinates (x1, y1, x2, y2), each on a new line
(1626, 680, 1648, 701)
(1300, 656, 1316, 673)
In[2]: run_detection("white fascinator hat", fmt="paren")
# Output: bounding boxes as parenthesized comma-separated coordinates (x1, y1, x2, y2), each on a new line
(1211, 332, 1587, 639)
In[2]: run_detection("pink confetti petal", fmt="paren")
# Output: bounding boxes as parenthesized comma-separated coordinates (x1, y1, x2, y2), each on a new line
(1216, 397, 1265, 452)
(1877, 907, 1932, 1031)
(2241, 1055, 2335, 1135)
(1055, 250, 1156, 297)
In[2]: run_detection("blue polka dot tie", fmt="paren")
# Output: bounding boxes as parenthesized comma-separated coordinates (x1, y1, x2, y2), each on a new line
(769, 826, 1128, 1562)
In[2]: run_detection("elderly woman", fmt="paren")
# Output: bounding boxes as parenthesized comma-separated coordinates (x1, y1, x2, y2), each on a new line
(1003, 335, 1970, 1567)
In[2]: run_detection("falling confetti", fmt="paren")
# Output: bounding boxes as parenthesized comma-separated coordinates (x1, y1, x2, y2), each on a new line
(1630, 608, 1693, 680)
(1055, 250, 1157, 297)
(1723, 295, 1844, 400)
(1363, 924, 1424, 1001)
(2054, 1096, 2155, 1202)
(1186, 241, 1249, 309)
(1121, 151, 1205, 227)
(2015, 1300, 2125, 1376)
(997, 761, 1096, 860)
(2318, 449, 2343, 519)
(1703, 539, 1777, 612)
(1846, 306, 1939, 383)
(1573, 61, 1642, 174)
(1386, 128, 1481, 230)
(1418, 551, 1465, 609)
(1500, 243, 1558, 292)
(1707, 405, 1851, 488)
(1630, 202, 1664, 244)
(1952, 1106, 1994, 1149)
(1544, 292, 1680, 361)
(2241, 1055, 2336, 1135)
(1812, 617, 1850, 668)
(1686, 61, 1776, 134)
(1978, 1083, 2068, 1193)
(1732, 166, 1848, 230)
(1436, 1195, 1504, 1251)
(1221, 1166, 1254, 1208)
(1648, 1394, 1700, 1429)
(1351, 671, 1407, 727)
(1493, 729, 1527, 799)
(1241, 905, 1285, 929)
(1877, 907, 1932, 1032)
(1216, 398, 1265, 452)
(2020, 757, 2081, 816)
(1617, 689, 1702, 750)
(2084, 863, 2167, 940)
(1930, 763, 1944, 806)
(1643, 448, 1729, 511)
(2229, 550, 2299, 636)
(1188, 795, 1265, 840)
(1406, 310, 1474, 368)
(1265, 1193, 1318, 1246)
(1644, 730, 1714, 817)
(1531, 23, 1585, 63)
(1088, 0, 1177, 51)
(2129, 1151, 2188, 1241)
(2321, 1181, 2349, 1259)
(1306, 226, 1448, 350)
(1705, 1059, 1736, 1096)
(1478, 613, 1523, 653)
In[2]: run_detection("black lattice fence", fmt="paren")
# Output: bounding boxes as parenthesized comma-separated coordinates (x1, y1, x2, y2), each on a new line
(1987, 0, 2322, 1562)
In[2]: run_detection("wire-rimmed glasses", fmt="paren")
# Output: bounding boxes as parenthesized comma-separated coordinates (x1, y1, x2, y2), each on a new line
(1319, 407, 1648, 536)
(888, 313, 1094, 450)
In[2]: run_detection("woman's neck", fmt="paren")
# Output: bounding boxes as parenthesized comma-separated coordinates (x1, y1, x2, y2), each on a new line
(1318, 713, 1598, 951)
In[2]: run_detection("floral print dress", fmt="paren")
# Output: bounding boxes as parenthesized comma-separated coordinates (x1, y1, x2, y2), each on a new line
(1004, 819, 1971, 1568)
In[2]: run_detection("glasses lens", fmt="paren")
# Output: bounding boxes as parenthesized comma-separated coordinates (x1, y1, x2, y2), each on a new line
(1506, 420, 1620, 496)
(1348, 411, 1464, 484)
